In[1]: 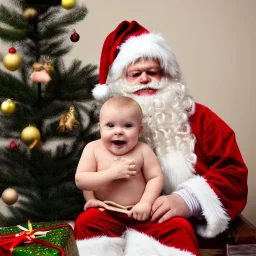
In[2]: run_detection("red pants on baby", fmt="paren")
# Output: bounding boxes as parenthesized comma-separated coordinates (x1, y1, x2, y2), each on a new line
(74, 208, 199, 256)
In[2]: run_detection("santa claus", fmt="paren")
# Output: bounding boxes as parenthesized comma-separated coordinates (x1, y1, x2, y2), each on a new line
(74, 20, 247, 256)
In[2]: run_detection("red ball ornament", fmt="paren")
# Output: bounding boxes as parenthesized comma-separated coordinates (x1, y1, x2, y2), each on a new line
(9, 141, 18, 150)
(9, 47, 16, 54)
(70, 31, 80, 42)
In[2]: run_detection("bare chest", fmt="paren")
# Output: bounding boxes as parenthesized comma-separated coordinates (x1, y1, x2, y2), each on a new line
(94, 148, 144, 172)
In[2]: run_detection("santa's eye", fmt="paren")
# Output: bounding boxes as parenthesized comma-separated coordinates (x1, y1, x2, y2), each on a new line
(147, 71, 159, 76)
(130, 72, 141, 78)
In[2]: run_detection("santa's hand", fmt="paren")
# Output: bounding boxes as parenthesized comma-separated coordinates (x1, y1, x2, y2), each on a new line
(111, 158, 136, 180)
(151, 194, 190, 223)
(128, 201, 151, 221)
(84, 199, 107, 211)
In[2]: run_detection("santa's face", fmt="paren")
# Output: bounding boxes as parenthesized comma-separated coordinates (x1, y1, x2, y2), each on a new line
(125, 59, 162, 96)
(108, 73, 172, 117)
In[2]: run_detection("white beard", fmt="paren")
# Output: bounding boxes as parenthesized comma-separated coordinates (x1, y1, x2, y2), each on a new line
(108, 78, 197, 192)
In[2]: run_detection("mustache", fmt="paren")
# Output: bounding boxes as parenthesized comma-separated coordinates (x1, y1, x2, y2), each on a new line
(119, 79, 168, 94)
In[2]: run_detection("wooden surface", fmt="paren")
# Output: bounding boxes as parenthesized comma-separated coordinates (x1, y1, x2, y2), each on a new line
(200, 244, 256, 256)
(227, 244, 256, 255)
(200, 249, 226, 256)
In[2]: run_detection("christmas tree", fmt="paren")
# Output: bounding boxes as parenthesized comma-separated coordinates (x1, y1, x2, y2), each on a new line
(0, 0, 99, 226)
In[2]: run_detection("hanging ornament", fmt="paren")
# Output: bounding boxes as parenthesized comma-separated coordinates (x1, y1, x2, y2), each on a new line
(3, 47, 22, 71)
(21, 125, 41, 149)
(23, 7, 38, 20)
(70, 30, 80, 42)
(61, 0, 76, 9)
(1, 188, 18, 205)
(43, 58, 54, 73)
(30, 62, 52, 84)
(1, 99, 16, 114)
(9, 141, 18, 150)
(57, 106, 79, 132)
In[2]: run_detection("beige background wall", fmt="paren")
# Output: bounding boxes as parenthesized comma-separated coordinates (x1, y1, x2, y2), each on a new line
(70, 0, 255, 224)
(1, 0, 255, 224)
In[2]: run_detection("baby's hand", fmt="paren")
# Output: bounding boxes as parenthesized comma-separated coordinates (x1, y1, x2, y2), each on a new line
(128, 201, 151, 221)
(84, 199, 107, 211)
(111, 158, 136, 180)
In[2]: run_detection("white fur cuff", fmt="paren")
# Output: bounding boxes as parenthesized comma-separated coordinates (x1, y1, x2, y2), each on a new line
(76, 236, 125, 256)
(124, 229, 195, 256)
(179, 176, 230, 238)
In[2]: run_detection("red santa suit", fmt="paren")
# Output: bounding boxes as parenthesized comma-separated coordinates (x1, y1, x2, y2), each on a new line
(174, 102, 247, 237)
(74, 20, 248, 256)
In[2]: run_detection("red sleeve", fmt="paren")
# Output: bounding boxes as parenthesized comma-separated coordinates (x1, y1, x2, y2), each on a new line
(191, 103, 248, 219)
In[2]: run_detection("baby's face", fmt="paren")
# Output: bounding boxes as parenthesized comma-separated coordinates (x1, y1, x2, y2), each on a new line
(100, 106, 142, 156)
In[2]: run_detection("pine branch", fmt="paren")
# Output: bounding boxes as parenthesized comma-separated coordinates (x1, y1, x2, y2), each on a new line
(0, 70, 37, 105)
(45, 62, 98, 101)
(40, 26, 68, 41)
(47, 45, 72, 58)
(40, 38, 66, 53)
(39, 7, 59, 22)
(10, 0, 26, 9)
(20, 64, 30, 86)
(0, 27, 30, 42)
(65, 59, 82, 76)
(48, 6, 88, 27)
(0, 102, 40, 137)
(0, 5, 27, 30)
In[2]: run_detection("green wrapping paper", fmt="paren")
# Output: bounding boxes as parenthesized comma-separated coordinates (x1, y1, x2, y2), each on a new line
(0, 221, 79, 256)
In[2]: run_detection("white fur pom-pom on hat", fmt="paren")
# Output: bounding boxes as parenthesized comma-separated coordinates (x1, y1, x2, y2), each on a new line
(92, 83, 111, 101)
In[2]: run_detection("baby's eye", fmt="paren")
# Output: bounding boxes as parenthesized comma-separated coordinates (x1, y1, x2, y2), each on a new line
(106, 123, 114, 128)
(125, 123, 133, 128)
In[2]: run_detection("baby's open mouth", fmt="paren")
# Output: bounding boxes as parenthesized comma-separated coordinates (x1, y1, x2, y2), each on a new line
(112, 140, 126, 145)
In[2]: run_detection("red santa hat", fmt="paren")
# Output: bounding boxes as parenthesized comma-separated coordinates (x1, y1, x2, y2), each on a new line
(92, 20, 180, 100)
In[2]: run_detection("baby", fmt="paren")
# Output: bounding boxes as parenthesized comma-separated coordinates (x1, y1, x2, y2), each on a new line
(75, 96, 164, 221)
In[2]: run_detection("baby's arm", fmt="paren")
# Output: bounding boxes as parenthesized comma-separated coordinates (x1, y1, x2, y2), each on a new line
(130, 143, 164, 220)
(83, 190, 96, 201)
(83, 190, 95, 210)
(75, 141, 136, 191)
(83, 190, 108, 211)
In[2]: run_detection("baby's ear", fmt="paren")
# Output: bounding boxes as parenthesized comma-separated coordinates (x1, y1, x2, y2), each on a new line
(139, 125, 143, 134)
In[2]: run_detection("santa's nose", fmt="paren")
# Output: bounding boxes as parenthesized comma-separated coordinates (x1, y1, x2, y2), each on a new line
(139, 72, 151, 84)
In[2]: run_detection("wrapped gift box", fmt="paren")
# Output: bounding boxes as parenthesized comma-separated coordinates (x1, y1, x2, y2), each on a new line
(0, 221, 79, 256)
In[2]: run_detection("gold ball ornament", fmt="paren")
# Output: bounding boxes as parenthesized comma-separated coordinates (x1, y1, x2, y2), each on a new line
(23, 7, 38, 19)
(21, 125, 41, 149)
(1, 188, 18, 205)
(61, 0, 76, 9)
(1, 99, 16, 114)
(3, 47, 22, 71)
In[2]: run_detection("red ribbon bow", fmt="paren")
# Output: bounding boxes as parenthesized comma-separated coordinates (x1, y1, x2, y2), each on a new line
(0, 223, 71, 256)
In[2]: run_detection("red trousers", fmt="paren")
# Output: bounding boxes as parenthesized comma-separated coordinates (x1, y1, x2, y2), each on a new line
(74, 208, 199, 256)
